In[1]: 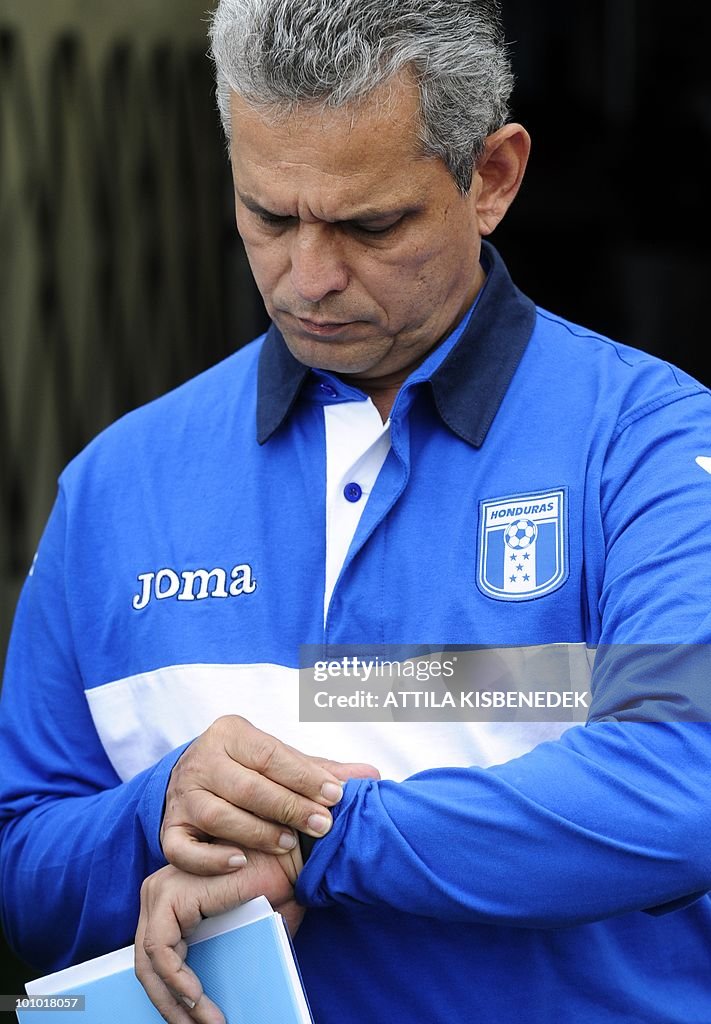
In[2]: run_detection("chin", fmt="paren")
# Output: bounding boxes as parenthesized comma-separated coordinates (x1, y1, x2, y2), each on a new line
(280, 333, 389, 377)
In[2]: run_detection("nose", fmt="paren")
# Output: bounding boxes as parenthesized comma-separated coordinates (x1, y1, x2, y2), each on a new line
(290, 223, 349, 304)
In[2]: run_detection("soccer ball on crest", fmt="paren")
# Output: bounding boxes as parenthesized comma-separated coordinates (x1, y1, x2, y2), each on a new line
(504, 519, 538, 549)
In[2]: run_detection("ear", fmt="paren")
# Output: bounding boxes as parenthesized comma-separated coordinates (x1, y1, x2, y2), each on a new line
(473, 124, 531, 236)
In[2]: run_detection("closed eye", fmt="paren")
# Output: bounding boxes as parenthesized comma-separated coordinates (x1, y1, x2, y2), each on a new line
(256, 211, 296, 228)
(352, 220, 401, 236)
(252, 207, 402, 235)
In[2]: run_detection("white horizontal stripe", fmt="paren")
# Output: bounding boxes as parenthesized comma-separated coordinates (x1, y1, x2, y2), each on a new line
(85, 650, 592, 783)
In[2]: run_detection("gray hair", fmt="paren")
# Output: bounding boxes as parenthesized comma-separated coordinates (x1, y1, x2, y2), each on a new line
(208, 0, 514, 193)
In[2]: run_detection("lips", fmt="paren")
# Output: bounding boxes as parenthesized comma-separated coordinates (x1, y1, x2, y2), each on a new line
(299, 318, 350, 330)
(294, 316, 358, 338)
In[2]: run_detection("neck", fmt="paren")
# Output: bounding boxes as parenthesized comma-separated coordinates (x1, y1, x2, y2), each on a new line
(357, 384, 401, 422)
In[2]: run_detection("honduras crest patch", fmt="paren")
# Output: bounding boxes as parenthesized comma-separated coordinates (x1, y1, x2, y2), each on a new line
(477, 489, 568, 601)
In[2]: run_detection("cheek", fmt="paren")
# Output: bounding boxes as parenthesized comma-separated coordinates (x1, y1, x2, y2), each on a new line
(344, 235, 440, 323)
(349, 258, 437, 332)
(355, 235, 434, 292)
(366, 239, 444, 305)
(385, 245, 472, 330)
(409, 217, 478, 294)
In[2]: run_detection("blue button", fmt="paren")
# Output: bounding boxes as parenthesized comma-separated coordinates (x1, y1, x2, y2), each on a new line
(344, 483, 363, 503)
(319, 383, 338, 398)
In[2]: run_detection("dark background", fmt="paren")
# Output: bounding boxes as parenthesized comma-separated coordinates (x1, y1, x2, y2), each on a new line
(1, 0, 710, 999)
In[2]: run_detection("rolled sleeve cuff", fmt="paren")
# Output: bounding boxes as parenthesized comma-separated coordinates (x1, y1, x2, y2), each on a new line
(295, 779, 366, 908)
(135, 741, 193, 865)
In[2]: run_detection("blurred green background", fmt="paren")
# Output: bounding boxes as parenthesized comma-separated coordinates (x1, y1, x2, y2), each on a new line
(0, 0, 267, 998)
(1, 0, 710, 1005)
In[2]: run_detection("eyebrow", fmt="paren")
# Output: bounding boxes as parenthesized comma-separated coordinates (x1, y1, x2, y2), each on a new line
(236, 190, 417, 225)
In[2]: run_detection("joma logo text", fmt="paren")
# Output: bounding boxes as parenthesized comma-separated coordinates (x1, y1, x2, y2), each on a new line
(132, 565, 257, 611)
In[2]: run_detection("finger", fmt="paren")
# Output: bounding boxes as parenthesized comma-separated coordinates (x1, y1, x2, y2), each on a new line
(141, 906, 205, 1005)
(136, 870, 237, 1024)
(318, 759, 382, 782)
(174, 990, 226, 1024)
(163, 797, 301, 866)
(141, 871, 249, 972)
(138, 922, 226, 1023)
(160, 827, 249, 876)
(163, 719, 350, 854)
(136, 942, 224, 1024)
(136, 916, 210, 1024)
(144, 934, 207, 1005)
(222, 718, 347, 805)
(136, 948, 206, 1024)
(177, 780, 335, 850)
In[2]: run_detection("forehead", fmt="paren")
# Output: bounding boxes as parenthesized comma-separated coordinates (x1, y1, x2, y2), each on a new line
(228, 76, 456, 217)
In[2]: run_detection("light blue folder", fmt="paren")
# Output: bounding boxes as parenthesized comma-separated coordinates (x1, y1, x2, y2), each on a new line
(17, 897, 313, 1024)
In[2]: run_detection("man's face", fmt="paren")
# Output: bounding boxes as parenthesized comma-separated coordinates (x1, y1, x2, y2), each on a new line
(229, 75, 486, 388)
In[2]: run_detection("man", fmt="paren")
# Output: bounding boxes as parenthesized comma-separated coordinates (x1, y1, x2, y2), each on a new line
(2, 1, 711, 1022)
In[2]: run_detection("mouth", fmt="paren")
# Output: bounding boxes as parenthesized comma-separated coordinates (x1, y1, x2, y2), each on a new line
(294, 316, 360, 338)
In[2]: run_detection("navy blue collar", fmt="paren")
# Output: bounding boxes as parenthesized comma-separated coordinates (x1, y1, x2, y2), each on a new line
(256, 241, 536, 447)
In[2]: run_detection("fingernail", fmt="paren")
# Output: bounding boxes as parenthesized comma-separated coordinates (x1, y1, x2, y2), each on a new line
(307, 813, 331, 836)
(228, 854, 247, 868)
(321, 782, 343, 803)
(279, 831, 297, 850)
(180, 996, 196, 1010)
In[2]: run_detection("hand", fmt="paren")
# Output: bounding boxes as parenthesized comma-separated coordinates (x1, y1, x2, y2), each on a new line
(135, 849, 303, 1024)
(161, 715, 380, 873)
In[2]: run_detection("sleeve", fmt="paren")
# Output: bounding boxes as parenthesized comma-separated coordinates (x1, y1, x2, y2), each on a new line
(0, 488, 189, 972)
(297, 722, 711, 926)
(297, 388, 711, 926)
